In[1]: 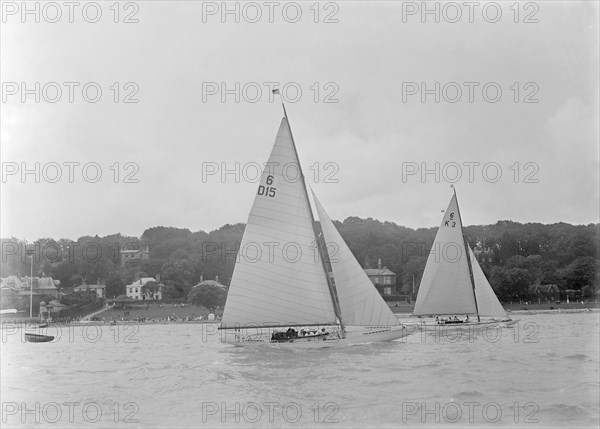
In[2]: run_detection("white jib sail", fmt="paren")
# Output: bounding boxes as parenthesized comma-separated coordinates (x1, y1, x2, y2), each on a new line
(469, 246, 507, 318)
(413, 194, 478, 316)
(221, 118, 337, 328)
(312, 191, 398, 327)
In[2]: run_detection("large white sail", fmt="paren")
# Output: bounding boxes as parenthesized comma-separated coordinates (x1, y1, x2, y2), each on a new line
(413, 194, 478, 316)
(221, 118, 337, 328)
(313, 191, 398, 327)
(469, 247, 507, 318)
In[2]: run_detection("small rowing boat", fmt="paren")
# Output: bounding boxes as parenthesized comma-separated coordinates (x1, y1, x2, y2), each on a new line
(24, 333, 54, 343)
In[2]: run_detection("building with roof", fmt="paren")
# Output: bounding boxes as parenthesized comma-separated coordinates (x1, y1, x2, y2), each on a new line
(193, 275, 228, 291)
(74, 283, 106, 299)
(120, 247, 150, 267)
(0, 281, 23, 310)
(31, 276, 59, 298)
(0, 277, 49, 316)
(363, 259, 397, 296)
(473, 241, 496, 267)
(1, 276, 24, 290)
(126, 277, 163, 300)
(1, 276, 59, 298)
(529, 284, 560, 302)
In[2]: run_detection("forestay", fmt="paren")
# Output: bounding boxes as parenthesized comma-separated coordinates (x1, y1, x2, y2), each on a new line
(313, 191, 398, 327)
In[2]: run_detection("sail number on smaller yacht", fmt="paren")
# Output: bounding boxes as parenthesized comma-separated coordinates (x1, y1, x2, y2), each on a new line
(257, 175, 276, 198)
(444, 212, 457, 228)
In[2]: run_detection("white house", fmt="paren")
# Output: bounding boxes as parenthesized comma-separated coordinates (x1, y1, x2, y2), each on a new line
(126, 277, 163, 301)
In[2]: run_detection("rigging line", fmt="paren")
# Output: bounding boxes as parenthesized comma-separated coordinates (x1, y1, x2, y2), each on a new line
(453, 186, 480, 322)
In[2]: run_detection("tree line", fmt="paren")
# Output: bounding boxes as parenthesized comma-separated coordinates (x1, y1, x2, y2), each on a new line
(1, 219, 598, 303)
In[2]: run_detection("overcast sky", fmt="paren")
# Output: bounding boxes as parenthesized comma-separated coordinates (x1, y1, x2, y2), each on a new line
(1, 1, 598, 241)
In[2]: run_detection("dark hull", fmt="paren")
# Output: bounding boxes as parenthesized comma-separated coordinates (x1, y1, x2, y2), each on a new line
(270, 332, 330, 343)
(222, 325, 412, 348)
(24, 333, 54, 343)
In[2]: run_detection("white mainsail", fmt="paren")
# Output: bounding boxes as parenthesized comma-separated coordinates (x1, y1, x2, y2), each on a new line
(312, 191, 398, 327)
(414, 192, 507, 319)
(413, 194, 478, 316)
(469, 247, 507, 318)
(221, 118, 337, 328)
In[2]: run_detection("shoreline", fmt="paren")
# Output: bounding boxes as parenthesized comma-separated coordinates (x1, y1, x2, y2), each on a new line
(0, 319, 220, 327)
(1, 307, 598, 328)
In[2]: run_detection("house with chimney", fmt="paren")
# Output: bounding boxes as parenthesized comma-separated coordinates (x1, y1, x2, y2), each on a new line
(0, 275, 60, 315)
(193, 275, 228, 291)
(473, 240, 497, 267)
(126, 277, 163, 300)
(361, 259, 410, 306)
(74, 279, 106, 298)
(3, 276, 59, 298)
(120, 246, 150, 267)
(363, 259, 397, 296)
(32, 277, 60, 298)
(529, 283, 560, 302)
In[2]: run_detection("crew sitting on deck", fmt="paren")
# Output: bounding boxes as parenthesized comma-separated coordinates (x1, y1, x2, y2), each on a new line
(271, 331, 287, 341)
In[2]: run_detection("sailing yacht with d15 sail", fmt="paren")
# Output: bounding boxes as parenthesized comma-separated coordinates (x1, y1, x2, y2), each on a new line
(219, 101, 413, 347)
(410, 188, 518, 331)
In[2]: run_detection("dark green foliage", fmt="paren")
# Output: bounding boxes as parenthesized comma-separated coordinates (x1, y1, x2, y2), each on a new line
(106, 274, 125, 299)
(60, 291, 97, 307)
(560, 257, 599, 290)
(188, 283, 227, 312)
(140, 280, 160, 298)
(1, 220, 597, 303)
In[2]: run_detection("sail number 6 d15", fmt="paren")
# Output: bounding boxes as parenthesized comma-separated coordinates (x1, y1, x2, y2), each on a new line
(257, 175, 277, 198)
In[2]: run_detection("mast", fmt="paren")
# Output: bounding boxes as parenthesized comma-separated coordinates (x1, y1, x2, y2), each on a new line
(27, 246, 34, 318)
(277, 91, 345, 332)
(453, 186, 480, 322)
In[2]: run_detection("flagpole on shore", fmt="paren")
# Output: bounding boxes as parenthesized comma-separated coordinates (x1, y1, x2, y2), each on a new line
(26, 246, 34, 318)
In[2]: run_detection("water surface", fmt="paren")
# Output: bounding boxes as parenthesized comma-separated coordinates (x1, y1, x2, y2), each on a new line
(1, 312, 598, 427)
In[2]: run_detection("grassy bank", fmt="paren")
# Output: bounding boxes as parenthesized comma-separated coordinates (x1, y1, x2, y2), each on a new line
(96, 304, 223, 322)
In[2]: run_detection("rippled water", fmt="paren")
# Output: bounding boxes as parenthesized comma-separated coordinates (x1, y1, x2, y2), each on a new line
(1, 312, 598, 428)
